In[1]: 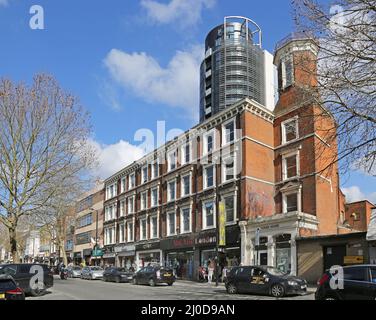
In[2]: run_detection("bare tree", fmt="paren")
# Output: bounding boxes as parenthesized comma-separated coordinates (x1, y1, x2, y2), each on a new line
(0, 74, 96, 262)
(292, 0, 376, 176)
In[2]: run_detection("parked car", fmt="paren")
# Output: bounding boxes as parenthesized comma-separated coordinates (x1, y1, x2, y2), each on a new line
(103, 267, 134, 283)
(0, 263, 53, 297)
(133, 265, 175, 287)
(225, 266, 308, 298)
(67, 266, 82, 278)
(0, 275, 25, 300)
(315, 265, 376, 300)
(81, 266, 104, 280)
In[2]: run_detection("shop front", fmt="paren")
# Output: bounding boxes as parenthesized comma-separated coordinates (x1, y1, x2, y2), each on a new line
(115, 244, 136, 270)
(102, 246, 116, 267)
(73, 252, 82, 266)
(367, 207, 376, 264)
(161, 236, 195, 280)
(135, 241, 162, 270)
(83, 249, 92, 266)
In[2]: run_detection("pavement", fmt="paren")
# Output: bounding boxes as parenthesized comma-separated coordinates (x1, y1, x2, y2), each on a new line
(27, 276, 315, 300)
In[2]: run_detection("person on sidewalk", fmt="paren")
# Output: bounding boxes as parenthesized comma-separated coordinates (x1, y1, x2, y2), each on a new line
(208, 259, 215, 284)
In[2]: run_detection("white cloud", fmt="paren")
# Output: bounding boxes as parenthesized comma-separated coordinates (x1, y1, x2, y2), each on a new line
(104, 45, 203, 119)
(140, 0, 216, 28)
(89, 139, 145, 179)
(342, 186, 376, 205)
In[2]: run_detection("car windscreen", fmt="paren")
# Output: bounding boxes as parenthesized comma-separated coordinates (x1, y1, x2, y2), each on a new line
(91, 267, 103, 271)
(266, 267, 288, 276)
(0, 279, 17, 291)
(73, 267, 81, 270)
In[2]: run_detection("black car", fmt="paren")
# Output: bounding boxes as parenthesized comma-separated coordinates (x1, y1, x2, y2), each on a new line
(103, 267, 134, 283)
(225, 266, 308, 298)
(0, 275, 25, 300)
(0, 264, 54, 297)
(133, 265, 175, 287)
(315, 265, 376, 300)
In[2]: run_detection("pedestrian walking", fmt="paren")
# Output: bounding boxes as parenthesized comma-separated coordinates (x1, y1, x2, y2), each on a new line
(208, 259, 215, 284)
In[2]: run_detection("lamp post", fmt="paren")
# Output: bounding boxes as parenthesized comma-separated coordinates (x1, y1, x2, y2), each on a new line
(90, 208, 99, 266)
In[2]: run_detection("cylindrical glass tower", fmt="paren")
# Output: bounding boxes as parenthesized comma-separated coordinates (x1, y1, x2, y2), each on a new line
(200, 16, 266, 122)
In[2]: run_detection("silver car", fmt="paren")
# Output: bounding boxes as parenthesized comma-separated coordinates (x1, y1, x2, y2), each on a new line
(81, 266, 104, 280)
(67, 266, 82, 278)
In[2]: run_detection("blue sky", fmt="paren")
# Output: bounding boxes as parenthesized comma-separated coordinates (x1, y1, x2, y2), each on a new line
(0, 0, 374, 204)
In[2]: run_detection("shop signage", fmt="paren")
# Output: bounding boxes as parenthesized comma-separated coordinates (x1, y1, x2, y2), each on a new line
(103, 253, 116, 259)
(218, 201, 226, 247)
(92, 248, 104, 257)
(135, 241, 160, 251)
(344, 256, 364, 265)
(114, 244, 136, 253)
(161, 236, 194, 250)
(195, 231, 217, 247)
(83, 249, 92, 257)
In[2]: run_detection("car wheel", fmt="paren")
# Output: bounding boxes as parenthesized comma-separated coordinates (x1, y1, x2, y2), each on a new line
(133, 278, 138, 285)
(167, 282, 173, 286)
(115, 277, 121, 283)
(226, 283, 238, 294)
(149, 279, 156, 287)
(271, 284, 285, 298)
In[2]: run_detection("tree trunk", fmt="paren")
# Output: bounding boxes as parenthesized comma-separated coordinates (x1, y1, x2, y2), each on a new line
(9, 227, 19, 263)
(60, 242, 68, 266)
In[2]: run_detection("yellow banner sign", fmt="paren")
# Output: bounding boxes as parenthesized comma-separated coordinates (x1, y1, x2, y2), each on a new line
(344, 256, 364, 265)
(219, 202, 226, 247)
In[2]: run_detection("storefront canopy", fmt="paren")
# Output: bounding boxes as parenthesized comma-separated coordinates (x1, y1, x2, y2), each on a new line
(367, 208, 376, 241)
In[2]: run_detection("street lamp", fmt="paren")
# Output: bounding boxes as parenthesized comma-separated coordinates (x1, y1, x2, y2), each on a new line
(90, 207, 99, 266)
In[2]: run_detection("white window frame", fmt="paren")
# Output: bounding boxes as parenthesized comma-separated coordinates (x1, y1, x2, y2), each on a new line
(127, 196, 135, 214)
(203, 200, 216, 230)
(180, 206, 192, 234)
(181, 142, 191, 165)
(203, 165, 216, 190)
(167, 150, 177, 172)
(222, 154, 236, 183)
(282, 190, 301, 214)
(151, 161, 159, 179)
(281, 117, 299, 144)
(105, 204, 116, 222)
(127, 220, 134, 242)
(119, 223, 126, 243)
(282, 151, 300, 181)
(141, 165, 148, 184)
(181, 173, 192, 197)
(167, 212, 176, 236)
(167, 179, 177, 202)
(120, 178, 126, 193)
(141, 191, 148, 210)
(120, 199, 126, 217)
(222, 118, 236, 146)
(104, 226, 116, 245)
(129, 173, 136, 190)
(203, 130, 216, 156)
(140, 218, 148, 241)
(223, 194, 237, 224)
(106, 183, 117, 200)
(150, 215, 159, 239)
(281, 56, 294, 90)
(151, 187, 159, 207)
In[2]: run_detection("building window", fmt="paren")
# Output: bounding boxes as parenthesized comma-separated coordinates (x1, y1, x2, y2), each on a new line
(142, 166, 148, 184)
(127, 196, 135, 214)
(283, 193, 299, 213)
(203, 201, 215, 229)
(168, 180, 176, 202)
(151, 188, 158, 207)
(204, 165, 215, 189)
(282, 118, 298, 144)
(168, 150, 177, 172)
(77, 213, 93, 228)
(106, 183, 117, 200)
(119, 224, 126, 243)
(224, 196, 235, 223)
(222, 156, 235, 182)
(167, 212, 176, 236)
(203, 130, 215, 155)
(121, 177, 126, 193)
(280, 58, 294, 90)
(152, 161, 159, 179)
(140, 218, 147, 241)
(105, 205, 116, 222)
(181, 174, 191, 197)
(120, 200, 126, 217)
(223, 119, 236, 145)
(104, 227, 115, 245)
(127, 222, 134, 242)
(129, 173, 136, 189)
(141, 191, 148, 210)
(151, 216, 158, 239)
(181, 143, 191, 165)
(282, 153, 299, 180)
(76, 231, 91, 245)
(180, 208, 191, 234)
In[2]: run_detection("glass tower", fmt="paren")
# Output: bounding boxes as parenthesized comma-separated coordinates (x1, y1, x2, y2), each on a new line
(200, 16, 268, 122)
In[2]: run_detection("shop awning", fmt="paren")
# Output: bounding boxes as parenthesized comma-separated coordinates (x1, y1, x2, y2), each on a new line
(117, 251, 135, 257)
(367, 208, 376, 241)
